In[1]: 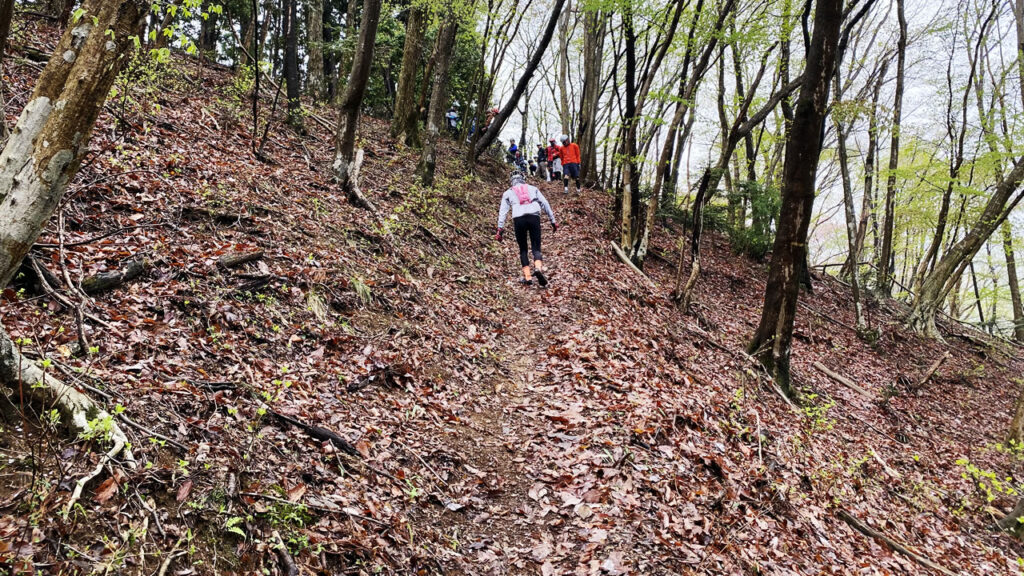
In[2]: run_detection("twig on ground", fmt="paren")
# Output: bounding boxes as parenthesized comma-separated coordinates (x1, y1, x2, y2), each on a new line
(272, 530, 299, 576)
(813, 361, 873, 399)
(156, 536, 187, 576)
(836, 509, 958, 576)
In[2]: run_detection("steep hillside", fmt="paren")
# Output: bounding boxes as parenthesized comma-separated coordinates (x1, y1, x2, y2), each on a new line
(3, 39, 1024, 575)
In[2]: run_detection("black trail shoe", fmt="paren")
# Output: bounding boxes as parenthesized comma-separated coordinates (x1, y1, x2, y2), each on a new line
(534, 270, 548, 287)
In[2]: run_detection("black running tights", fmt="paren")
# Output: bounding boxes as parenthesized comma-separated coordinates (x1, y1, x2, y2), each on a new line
(513, 214, 542, 266)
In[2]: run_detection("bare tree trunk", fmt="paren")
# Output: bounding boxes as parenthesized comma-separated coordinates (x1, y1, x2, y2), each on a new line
(306, 0, 325, 101)
(843, 59, 887, 279)
(391, 4, 426, 145)
(0, 0, 143, 462)
(557, 7, 571, 131)
(876, 0, 906, 296)
(417, 17, 458, 186)
(747, 0, 844, 397)
(833, 71, 865, 331)
(578, 8, 604, 187)
(284, 0, 303, 129)
(1002, 222, 1024, 342)
(333, 0, 382, 197)
(1009, 383, 1024, 444)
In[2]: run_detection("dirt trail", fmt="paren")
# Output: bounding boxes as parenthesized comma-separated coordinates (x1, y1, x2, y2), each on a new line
(408, 181, 592, 574)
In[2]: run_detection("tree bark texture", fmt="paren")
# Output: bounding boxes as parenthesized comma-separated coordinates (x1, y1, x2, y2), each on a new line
(577, 9, 604, 186)
(1002, 222, 1024, 342)
(747, 0, 844, 396)
(417, 17, 457, 186)
(0, 0, 145, 287)
(333, 0, 382, 195)
(284, 0, 303, 129)
(306, 0, 325, 100)
(875, 0, 905, 296)
(391, 4, 426, 145)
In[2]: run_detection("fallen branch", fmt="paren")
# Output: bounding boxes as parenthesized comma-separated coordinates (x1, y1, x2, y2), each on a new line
(610, 241, 656, 288)
(0, 329, 136, 513)
(813, 361, 873, 400)
(836, 509, 958, 576)
(268, 409, 361, 458)
(240, 491, 389, 526)
(217, 250, 264, 270)
(271, 530, 299, 576)
(912, 352, 949, 392)
(81, 258, 147, 295)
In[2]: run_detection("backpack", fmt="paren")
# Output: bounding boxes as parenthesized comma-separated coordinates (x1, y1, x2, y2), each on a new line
(513, 184, 533, 205)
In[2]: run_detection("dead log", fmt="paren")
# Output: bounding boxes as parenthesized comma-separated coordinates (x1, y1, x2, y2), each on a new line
(836, 509, 958, 576)
(81, 259, 147, 294)
(997, 498, 1024, 535)
(611, 241, 656, 288)
(216, 250, 264, 269)
(912, 352, 949, 391)
(813, 361, 873, 400)
(268, 409, 360, 458)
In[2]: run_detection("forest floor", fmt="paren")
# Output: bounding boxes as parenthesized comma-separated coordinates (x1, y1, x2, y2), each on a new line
(3, 23, 1024, 575)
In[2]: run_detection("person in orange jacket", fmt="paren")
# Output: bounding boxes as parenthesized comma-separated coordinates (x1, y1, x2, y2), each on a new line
(559, 134, 581, 194)
(546, 138, 562, 181)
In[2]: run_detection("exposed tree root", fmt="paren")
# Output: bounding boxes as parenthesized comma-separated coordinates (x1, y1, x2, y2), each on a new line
(0, 328, 136, 513)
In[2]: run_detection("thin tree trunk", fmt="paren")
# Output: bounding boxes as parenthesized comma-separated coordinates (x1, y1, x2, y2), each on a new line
(747, 0, 844, 397)
(284, 0, 303, 129)
(333, 0, 382, 197)
(1002, 222, 1024, 342)
(834, 72, 865, 330)
(391, 4, 426, 145)
(306, 0, 325, 100)
(417, 17, 458, 186)
(876, 0, 906, 296)
(578, 8, 604, 187)
(843, 59, 887, 279)
(557, 7, 571, 131)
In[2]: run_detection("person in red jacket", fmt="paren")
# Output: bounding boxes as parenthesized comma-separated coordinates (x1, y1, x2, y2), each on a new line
(546, 138, 562, 181)
(559, 134, 581, 194)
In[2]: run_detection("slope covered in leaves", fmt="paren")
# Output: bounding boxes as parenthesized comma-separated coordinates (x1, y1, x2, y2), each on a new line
(2, 35, 1024, 575)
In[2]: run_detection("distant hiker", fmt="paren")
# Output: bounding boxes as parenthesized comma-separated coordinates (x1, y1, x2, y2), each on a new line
(559, 134, 581, 194)
(546, 138, 562, 181)
(536, 144, 549, 181)
(507, 139, 519, 164)
(496, 171, 557, 287)
(445, 107, 459, 134)
(486, 106, 499, 128)
(529, 159, 538, 176)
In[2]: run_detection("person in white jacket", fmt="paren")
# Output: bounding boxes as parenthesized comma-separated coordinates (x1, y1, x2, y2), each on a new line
(496, 172, 557, 286)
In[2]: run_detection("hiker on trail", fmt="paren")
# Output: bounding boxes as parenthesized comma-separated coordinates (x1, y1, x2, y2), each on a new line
(559, 134, 581, 194)
(445, 107, 459, 134)
(496, 171, 557, 287)
(529, 158, 538, 176)
(547, 138, 562, 181)
(536, 144, 549, 181)
(486, 106, 499, 128)
(507, 139, 519, 164)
